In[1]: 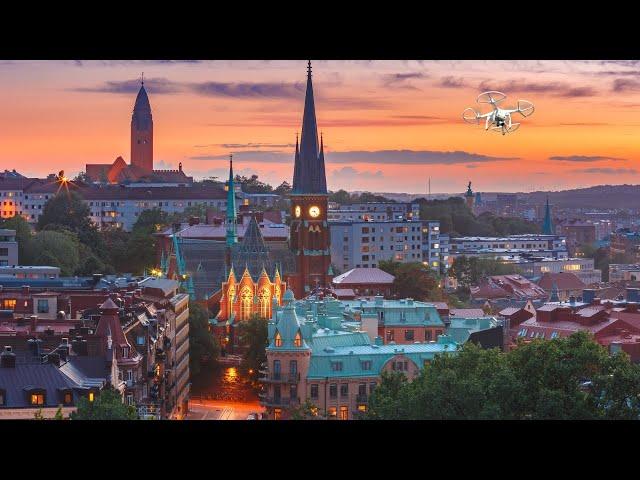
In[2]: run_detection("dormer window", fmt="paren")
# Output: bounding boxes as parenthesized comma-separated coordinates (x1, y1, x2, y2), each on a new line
(294, 330, 302, 347)
(29, 391, 45, 406)
(122, 346, 129, 358)
(274, 331, 282, 347)
(0, 388, 5, 406)
(61, 390, 73, 405)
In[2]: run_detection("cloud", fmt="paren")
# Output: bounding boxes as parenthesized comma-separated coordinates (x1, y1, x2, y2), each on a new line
(330, 166, 385, 180)
(549, 155, 627, 162)
(612, 78, 640, 92)
(477, 79, 597, 97)
(190, 81, 304, 99)
(218, 143, 295, 149)
(438, 76, 468, 88)
(575, 168, 638, 175)
(187, 149, 516, 166)
(72, 60, 203, 67)
(73, 77, 184, 94)
(381, 72, 427, 89)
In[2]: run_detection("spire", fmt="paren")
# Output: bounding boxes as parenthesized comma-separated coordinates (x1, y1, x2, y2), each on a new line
(466, 181, 473, 197)
(239, 215, 268, 254)
(292, 60, 327, 195)
(542, 195, 554, 235)
(226, 154, 238, 246)
(549, 280, 560, 302)
(141, 71, 144, 86)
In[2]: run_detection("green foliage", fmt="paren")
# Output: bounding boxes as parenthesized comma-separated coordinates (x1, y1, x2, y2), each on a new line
(378, 261, 441, 301)
(579, 244, 630, 282)
(24, 230, 80, 276)
(70, 387, 138, 420)
(328, 190, 393, 204)
(34, 408, 45, 420)
(366, 332, 640, 420)
(189, 302, 220, 380)
(167, 204, 211, 225)
(449, 255, 520, 289)
(125, 208, 168, 275)
(235, 174, 273, 193)
(54, 406, 64, 420)
(414, 197, 539, 236)
(290, 399, 325, 420)
(274, 181, 292, 195)
(237, 313, 268, 385)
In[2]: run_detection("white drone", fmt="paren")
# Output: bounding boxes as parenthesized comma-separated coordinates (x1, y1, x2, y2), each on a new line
(462, 91, 534, 135)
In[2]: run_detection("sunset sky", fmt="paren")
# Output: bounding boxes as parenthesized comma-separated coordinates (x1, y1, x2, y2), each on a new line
(1, 60, 640, 194)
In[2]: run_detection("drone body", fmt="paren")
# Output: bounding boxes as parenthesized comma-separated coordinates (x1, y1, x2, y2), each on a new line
(463, 91, 534, 135)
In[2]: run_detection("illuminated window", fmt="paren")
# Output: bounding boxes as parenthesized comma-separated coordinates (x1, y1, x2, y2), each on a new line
(2, 299, 16, 309)
(328, 407, 337, 418)
(274, 331, 282, 347)
(30, 393, 45, 406)
(339, 406, 348, 420)
(274, 408, 282, 420)
(357, 404, 367, 412)
(259, 287, 270, 319)
(88, 392, 95, 402)
(63, 392, 73, 405)
(240, 287, 252, 320)
(294, 330, 302, 347)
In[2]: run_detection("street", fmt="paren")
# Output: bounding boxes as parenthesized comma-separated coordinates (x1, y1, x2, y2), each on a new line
(185, 398, 264, 420)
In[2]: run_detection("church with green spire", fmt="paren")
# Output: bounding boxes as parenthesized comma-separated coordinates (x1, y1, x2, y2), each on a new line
(542, 196, 554, 235)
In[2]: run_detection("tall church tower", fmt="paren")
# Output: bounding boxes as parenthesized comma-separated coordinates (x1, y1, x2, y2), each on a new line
(288, 61, 332, 299)
(131, 77, 154, 173)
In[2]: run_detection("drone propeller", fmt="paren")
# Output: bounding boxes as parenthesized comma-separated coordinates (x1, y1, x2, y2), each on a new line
(477, 91, 507, 105)
(516, 100, 535, 117)
(462, 107, 481, 125)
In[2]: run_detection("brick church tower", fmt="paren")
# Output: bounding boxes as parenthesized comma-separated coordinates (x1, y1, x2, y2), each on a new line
(131, 78, 154, 173)
(287, 61, 333, 299)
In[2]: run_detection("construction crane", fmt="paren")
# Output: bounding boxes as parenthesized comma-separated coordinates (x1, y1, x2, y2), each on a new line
(171, 232, 195, 300)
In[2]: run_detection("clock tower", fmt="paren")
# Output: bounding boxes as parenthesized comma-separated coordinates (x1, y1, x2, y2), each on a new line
(288, 61, 332, 299)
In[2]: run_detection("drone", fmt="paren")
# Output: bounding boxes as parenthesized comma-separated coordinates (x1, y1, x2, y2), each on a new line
(462, 91, 534, 135)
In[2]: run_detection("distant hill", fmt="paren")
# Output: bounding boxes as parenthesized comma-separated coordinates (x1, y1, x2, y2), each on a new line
(368, 185, 640, 209)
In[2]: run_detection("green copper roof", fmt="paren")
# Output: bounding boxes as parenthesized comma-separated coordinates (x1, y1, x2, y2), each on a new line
(446, 316, 500, 344)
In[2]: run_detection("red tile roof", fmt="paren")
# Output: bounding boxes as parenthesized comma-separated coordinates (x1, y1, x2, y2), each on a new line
(537, 272, 586, 291)
(450, 308, 485, 318)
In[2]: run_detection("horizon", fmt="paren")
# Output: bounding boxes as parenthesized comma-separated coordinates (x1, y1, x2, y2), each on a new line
(2, 60, 640, 193)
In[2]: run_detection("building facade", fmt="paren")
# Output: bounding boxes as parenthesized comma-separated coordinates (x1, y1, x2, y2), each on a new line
(328, 202, 420, 222)
(0, 230, 18, 267)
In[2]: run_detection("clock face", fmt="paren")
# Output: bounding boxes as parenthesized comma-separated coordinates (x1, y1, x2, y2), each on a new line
(309, 206, 321, 218)
(294, 205, 301, 218)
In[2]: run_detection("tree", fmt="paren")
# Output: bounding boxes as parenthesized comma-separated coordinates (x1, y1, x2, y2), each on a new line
(274, 181, 292, 196)
(290, 399, 325, 420)
(235, 174, 273, 193)
(23, 230, 80, 276)
(365, 332, 640, 420)
(237, 313, 268, 386)
(70, 387, 138, 420)
(126, 208, 168, 275)
(379, 261, 441, 301)
(54, 406, 65, 420)
(189, 302, 220, 380)
(449, 255, 519, 289)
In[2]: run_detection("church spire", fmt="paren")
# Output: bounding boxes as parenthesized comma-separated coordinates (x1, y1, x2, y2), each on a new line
(226, 154, 238, 246)
(292, 60, 327, 194)
(542, 195, 554, 235)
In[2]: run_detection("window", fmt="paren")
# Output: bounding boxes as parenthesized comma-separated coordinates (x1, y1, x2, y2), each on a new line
(122, 346, 129, 358)
(240, 287, 252, 321)
(328, 407, 337, 418)
(136, 336, 145, 346)
(358, 383, 367, 395)
(290, 360, 298, 375)
(0, 389, 5, 406)
(329, 384, 337, 398)
(361, 360, 372, 370)
(294, 330, 302, 347)
(274, 331, 282, 347)
(357, 404, 367, 413)
(2, 299, 16, 309)
(30, 393, 45, 406)
(425, 330, 432, 341)
(331, 361, 343, 372)
(340, 384, 348, 398)
(550, 331, 559, 339)
(290, 385, 297, 400)
(339, 406, 348, 420)
(370, 382, 377, 394)
(274, 409, 282, 420)
(126, 394, 134, 406)
(273, 360, 281, 379)
(404, 330, 415, 341)
(62, 391, 73, 405)
(386, 330, 395, 342)
(88, 392, 95, 402)
(310, 384, 319, 399)
(37, 299, 49, 313)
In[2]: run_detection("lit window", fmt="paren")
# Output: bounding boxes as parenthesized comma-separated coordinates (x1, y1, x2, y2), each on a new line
(294, 330, 302, 347)
(357, 404, 367, 412)
(274, 331, 282, 347)
(339, 406, 348, 420)
(274, 408, 282, 420)
(63, 392, 73, 405)
(328, 407, 337, 418)
(30, 393, 45, 406)
(88, 392, 95, 402)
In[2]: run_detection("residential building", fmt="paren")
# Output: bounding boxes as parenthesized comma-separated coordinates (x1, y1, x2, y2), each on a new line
(329, 219, 441, 273)
(537, 272, 586, 302)
(471, 274, 548, 302)
(448, 234, 568, 264)
(331, 267, 395, 298)
(609, 264, 640, 283)
(610, 230, 640, 261)
(0, 230, 18, 267)
(328, 202, 420, 222)
(0, 266, 60, 279)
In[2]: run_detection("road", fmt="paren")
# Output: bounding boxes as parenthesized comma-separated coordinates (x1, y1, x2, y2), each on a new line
(186, 398, 264, 421)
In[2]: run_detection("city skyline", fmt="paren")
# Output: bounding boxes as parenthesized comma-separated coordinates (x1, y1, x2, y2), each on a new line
(1, 60, 640, 193)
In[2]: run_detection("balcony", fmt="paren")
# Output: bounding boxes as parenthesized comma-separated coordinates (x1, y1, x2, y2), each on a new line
(260, 396, 301, 408)
(259, 372, 300, 384)
(356, 394, 368, 403)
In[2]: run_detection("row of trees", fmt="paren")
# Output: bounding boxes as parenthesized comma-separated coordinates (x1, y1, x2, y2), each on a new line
(448, 255, 520, 289)
(365, 332, 640, 420)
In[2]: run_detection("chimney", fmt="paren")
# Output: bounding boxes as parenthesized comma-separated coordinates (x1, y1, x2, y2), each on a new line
(582, 289, 596, 304)
(626, 288, 640, 303)
(47, 352, 60, 367)
(0, 345, 16, 368)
